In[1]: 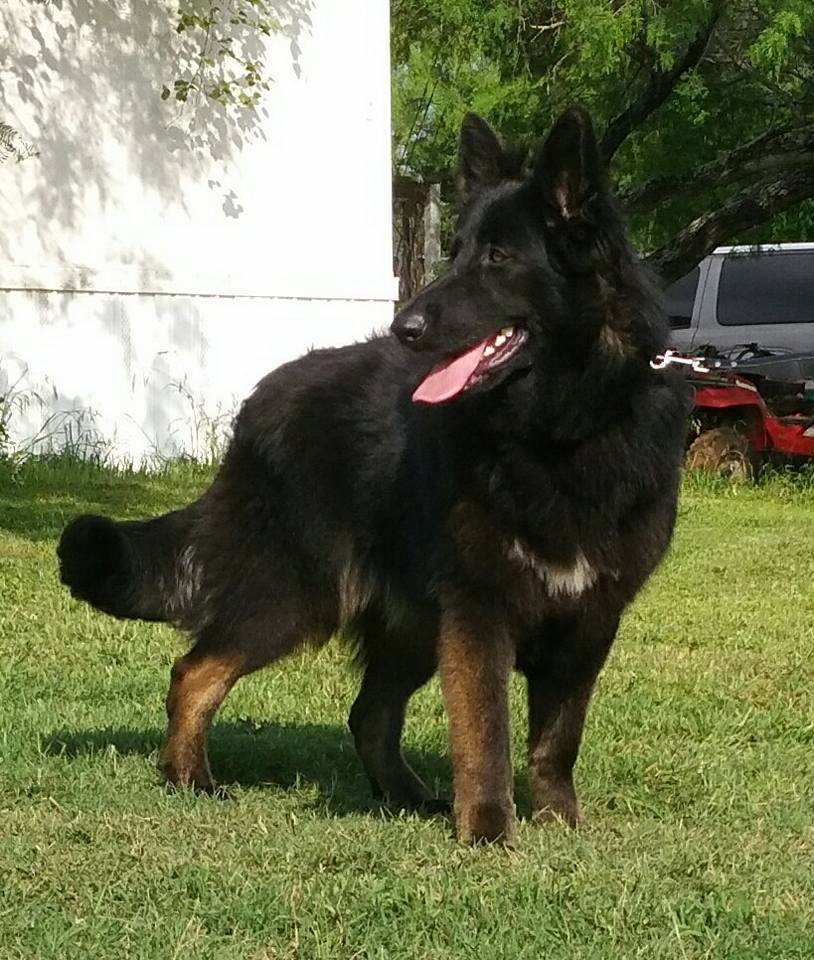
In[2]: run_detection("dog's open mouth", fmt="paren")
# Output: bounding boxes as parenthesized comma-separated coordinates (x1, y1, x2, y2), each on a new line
(412, 325, 528, 404)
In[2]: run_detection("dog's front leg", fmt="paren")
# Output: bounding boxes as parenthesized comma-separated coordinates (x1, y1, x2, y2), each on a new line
(438, 609, 515, 843)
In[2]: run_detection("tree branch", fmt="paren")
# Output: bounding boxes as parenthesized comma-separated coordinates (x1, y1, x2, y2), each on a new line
(620, 123, 814, 213)
(600, 1, 724, 163)
(643, 163, 814, 284)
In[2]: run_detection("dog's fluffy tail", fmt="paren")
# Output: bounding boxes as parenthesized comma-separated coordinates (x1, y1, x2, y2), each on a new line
(57, 507, 201, 623)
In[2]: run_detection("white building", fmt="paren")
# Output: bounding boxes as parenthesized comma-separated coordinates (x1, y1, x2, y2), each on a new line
(0, 0, 397, 464)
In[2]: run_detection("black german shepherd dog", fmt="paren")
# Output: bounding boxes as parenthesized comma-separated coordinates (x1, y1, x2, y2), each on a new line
(58, 107, 690, 843)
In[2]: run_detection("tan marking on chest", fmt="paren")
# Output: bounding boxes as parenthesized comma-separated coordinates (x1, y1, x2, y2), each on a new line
(507, 539, 597, 598)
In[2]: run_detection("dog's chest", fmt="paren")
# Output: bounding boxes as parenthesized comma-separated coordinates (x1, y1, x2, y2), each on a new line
(505, 537, 596, 599)
(447, 498, 607, 613)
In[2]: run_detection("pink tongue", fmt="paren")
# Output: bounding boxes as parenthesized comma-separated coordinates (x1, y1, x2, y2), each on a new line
(412, 339, 489, 404)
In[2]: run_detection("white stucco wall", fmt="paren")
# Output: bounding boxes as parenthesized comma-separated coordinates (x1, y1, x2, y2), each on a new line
(0, 0, 397, 463)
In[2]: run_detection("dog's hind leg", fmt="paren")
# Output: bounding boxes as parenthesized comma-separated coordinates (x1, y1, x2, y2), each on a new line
(348, 619, 441, 811)
(162, 600, 323, 792)
(523, 608, 619, 826)
(162, 644, 248, 792)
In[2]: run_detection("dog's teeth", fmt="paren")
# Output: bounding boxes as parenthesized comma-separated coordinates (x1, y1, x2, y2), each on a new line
(501, 326, 514, 338)
(494, 335, 506, 347)
(483, 345, 496, 356)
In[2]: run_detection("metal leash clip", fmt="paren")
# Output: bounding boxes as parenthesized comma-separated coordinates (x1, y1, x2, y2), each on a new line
(650, 350, 710, 374)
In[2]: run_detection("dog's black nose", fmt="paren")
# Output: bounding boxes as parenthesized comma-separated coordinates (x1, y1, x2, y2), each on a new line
(391, 312, 427, 344)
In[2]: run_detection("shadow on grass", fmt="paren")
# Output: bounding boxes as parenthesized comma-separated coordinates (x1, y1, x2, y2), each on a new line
(42, 719, 454, 819)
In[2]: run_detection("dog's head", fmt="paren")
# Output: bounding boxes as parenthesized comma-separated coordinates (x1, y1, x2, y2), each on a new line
(392, 107, 661, 405)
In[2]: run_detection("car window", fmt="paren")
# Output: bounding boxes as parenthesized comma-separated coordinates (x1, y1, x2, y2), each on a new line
(664, 266, 699, 329)
(717, 252, 814, 325)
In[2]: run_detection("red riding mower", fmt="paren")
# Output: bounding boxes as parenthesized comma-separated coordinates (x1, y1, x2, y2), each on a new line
(654, 346, 814, 480)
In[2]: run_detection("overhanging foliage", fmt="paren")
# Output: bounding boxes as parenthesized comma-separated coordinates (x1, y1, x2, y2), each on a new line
(392, 0, 814, 281)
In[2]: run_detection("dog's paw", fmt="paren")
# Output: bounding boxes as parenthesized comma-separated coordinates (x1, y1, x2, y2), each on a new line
(530, 779, 582, 828)
(162, 755, 216, 795)
(455, 800, 516, 844)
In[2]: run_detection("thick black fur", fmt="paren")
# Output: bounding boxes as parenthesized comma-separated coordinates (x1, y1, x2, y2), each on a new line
(58, 107, 691, 839)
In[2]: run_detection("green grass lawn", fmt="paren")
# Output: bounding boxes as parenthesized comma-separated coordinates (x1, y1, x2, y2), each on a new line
(1, 458, 813, 959)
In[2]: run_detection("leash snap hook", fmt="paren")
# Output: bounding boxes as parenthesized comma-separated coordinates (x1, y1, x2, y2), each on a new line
(650, 350, 710, 374)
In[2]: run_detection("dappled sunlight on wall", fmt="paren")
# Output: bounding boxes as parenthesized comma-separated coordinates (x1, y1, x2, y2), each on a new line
(0, 0, 315, 284)
(0, 0, 396, 463)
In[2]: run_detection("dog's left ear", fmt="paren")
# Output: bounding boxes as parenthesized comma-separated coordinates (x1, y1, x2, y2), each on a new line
(457, 114, 510, 202)
(533, 106, 607, 224)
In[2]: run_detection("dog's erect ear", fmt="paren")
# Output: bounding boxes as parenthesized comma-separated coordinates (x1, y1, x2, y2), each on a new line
(533, 106, 606, 223)
(457, 114, 507, 201)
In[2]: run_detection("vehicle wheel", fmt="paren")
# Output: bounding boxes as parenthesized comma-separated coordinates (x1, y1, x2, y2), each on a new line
(686, 425, 756, 481)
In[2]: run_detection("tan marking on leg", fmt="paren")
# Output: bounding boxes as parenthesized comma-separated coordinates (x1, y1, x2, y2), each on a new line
(162, 651, 245, 792)
(438, 612, 516, 843)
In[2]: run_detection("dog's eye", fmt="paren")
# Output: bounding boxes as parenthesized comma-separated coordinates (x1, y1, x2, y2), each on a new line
(484, 246, 510, 265)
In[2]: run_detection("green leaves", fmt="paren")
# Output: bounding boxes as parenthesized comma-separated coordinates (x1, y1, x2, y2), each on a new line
(392, 0, 814, 258)
(165, 1, 277, 111)
(749, 9, 805, 77)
